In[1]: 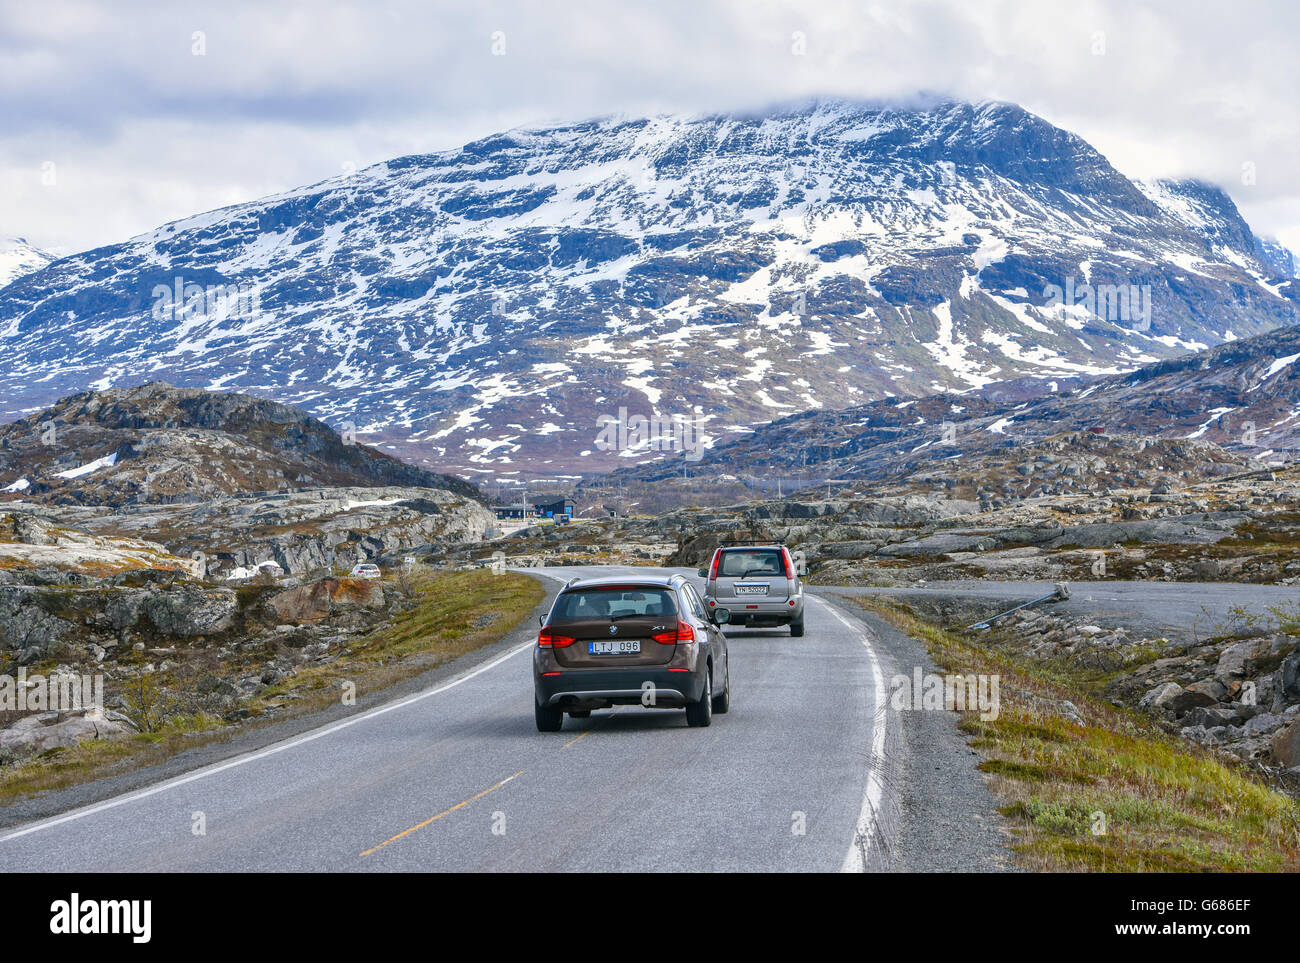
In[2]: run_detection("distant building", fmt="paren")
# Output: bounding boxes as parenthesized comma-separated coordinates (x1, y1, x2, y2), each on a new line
(530, 497, 574, 519)
(492, 496, 575, 521)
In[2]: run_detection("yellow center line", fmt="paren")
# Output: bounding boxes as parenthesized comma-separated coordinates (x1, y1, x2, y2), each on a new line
(562, 730, 592, 749)
(562, 706, 623, 749)
(359, 770, 524, 857)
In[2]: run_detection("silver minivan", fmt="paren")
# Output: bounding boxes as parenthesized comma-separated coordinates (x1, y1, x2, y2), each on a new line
(698, 544, 805, 636)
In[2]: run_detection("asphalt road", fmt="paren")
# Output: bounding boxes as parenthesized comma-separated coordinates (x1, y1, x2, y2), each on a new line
(1, 565, 964, 873)
(18, 568, 1261, 872)
(839, 579, 1300, 642)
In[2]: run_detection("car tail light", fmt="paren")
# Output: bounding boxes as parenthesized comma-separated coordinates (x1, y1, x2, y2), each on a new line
(781, 548, 795, 579)
(652, 621, 695, 644)
(709, 551, 720, 580)
(538, 626, 575, 648)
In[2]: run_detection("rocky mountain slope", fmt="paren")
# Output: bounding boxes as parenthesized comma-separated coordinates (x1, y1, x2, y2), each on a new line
(2, 100, 1296, 477)
(0, 382, 480, 506)
(39, 485, 496, 579)
(604, 321, 1300, 495)
(0, 237, 53, 287)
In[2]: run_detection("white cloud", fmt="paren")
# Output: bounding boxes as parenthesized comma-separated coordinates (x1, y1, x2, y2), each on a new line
(1, 0, 1296, 254)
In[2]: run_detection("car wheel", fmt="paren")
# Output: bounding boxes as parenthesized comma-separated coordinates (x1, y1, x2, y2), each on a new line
(535, 700, 564, 732)
(790, 615, 805, 638)
(685, 668, 713, 727)
(711, 661, 730, 714)
(569, 709, 591, 719)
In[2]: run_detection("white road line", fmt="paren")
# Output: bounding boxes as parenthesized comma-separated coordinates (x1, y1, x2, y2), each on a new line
(815, 597, 888, 873)
(0, 640, 534, 844)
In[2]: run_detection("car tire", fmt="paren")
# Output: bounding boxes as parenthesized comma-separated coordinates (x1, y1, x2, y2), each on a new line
(535, 700, 564, 732)
(685, 669, 713, 727)
(568, 709, 591, 719)
(790, 615, 805, 638)
(711, 663, 730, 714)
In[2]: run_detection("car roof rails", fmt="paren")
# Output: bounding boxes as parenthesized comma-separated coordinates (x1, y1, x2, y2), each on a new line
(721, 538, 785, 547)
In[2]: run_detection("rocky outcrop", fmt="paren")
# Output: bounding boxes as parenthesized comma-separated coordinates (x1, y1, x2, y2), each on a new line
(0, 581, 239, 664)
(22, 485, 495, 579)
(0, 586, 73, 664)
(0, 708, 136, 756)
(268, 577, 384, 623)
(0, 383, 482, 507)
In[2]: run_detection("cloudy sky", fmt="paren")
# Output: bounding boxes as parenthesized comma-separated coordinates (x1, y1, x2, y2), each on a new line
(3, 0, 1297, 255)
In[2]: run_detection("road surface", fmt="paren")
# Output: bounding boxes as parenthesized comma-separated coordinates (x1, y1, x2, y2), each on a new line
(3, 566, 986, 872)
(837, 579, 1300, 642)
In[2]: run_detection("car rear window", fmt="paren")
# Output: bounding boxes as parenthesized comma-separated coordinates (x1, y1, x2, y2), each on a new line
(717, 549, 784, 578)
(552, 587, 679, 620)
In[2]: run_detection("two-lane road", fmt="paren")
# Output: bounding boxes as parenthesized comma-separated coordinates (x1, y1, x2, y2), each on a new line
(0, 566, 909, 872)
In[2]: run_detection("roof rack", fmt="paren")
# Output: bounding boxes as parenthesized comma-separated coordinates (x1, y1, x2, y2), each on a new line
(720, 538, 785, 547)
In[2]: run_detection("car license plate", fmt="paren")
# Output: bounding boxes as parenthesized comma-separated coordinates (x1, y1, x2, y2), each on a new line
(589, 639, 641, 655)
(735, 584, 768, 596)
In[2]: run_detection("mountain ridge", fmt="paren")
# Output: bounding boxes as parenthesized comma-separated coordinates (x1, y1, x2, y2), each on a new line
(2, 99, 1296, 478)
(0, 382, 482, 506)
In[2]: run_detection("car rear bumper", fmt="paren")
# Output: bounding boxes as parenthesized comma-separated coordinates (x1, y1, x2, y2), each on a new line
(711, 594, 803, 625)
(534, 666, 706, 709)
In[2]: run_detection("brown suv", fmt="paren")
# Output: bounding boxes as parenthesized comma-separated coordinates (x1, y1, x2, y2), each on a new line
(533, 574, 732, 731)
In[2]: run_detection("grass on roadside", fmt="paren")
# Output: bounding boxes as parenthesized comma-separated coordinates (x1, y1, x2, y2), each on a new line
(853, 597, 1300, 872)
(247, 569, 543, 715)
(0, 570, 544, 805)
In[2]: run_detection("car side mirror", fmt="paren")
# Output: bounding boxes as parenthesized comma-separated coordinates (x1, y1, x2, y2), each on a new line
(712, 608, 731, 625)
(696, 568, 707, 578)
(537, 614, 544, 627)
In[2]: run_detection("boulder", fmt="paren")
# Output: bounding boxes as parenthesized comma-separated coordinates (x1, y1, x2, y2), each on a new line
(1270, 718, 1300, 768)
(1216, 640, 1258, 682)
(268, 577, 384, 623)
(0, 709, 133, 754)
(1139, 680, 1218, 716)
(1139, 682, 1184, 710)
(1184, 678, 1228, 704)
(1279, 649, 1300, 701)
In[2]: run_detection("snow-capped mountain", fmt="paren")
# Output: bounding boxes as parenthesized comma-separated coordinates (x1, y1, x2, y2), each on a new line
(1257, 238, 1299, 278)
(1, 100, 1296, 478)
(0, 237, 54, 287)
(605, 320, 1300, 490)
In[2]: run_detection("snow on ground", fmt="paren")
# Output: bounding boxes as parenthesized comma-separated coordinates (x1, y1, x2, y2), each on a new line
(1253, 352, 1300, 388)
(53, 452, 118, 479)
(1186, 407, 1236, 439)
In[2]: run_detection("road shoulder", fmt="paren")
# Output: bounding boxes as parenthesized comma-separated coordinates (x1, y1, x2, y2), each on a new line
(812, 589, 1017, 872)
